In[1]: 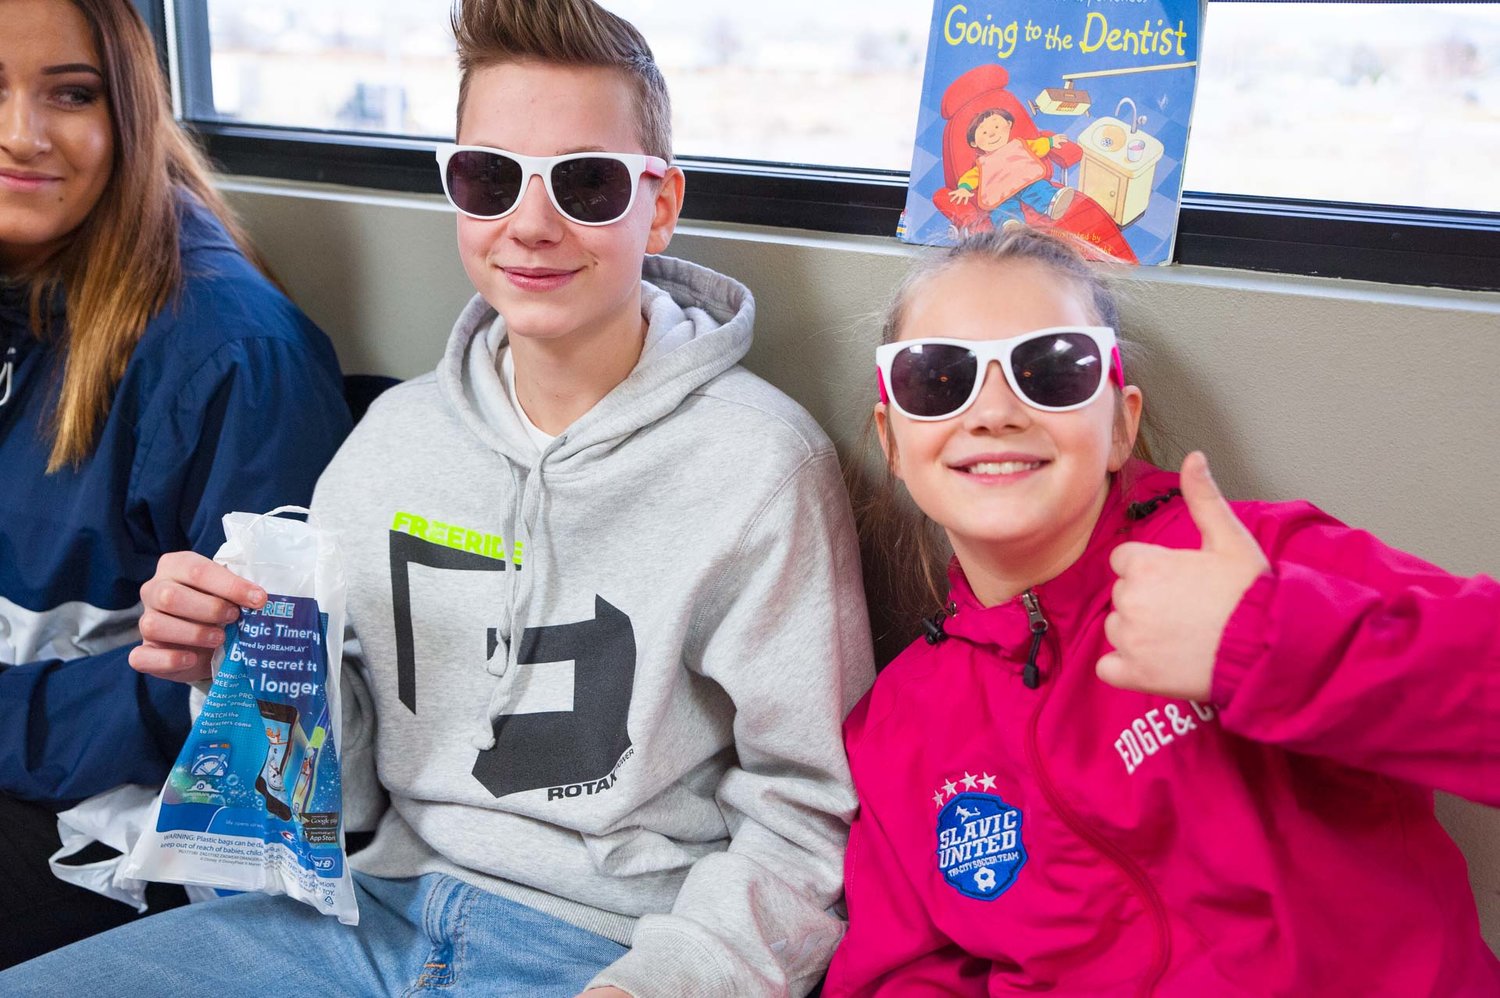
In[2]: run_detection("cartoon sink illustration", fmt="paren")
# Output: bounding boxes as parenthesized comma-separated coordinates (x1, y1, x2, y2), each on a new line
(1077, 97, 1164, 228)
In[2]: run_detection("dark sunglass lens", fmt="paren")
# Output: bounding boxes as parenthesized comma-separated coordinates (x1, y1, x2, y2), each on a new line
(890, 343, 978, 418)
(1010, 332, 1104, 408)
(551, 157, 634, 223)
(447, 150, 522, 217)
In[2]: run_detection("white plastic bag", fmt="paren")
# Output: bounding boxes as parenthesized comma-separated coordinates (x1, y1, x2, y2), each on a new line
(49, 785, 156, 911)
(122, 507, 358, 924)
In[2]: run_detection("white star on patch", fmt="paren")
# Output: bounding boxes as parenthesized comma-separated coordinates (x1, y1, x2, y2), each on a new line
(933, 791, 945, 808)
(941, 780, 958, 798)
(979, 773, 997, 791)
(961, 772, 978, 790)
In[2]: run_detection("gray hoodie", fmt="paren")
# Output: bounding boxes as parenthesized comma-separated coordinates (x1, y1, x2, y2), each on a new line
(313, 255, 875, 996)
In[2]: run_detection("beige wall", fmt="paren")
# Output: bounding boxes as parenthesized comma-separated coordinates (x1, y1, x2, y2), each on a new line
(226, 178, 1500, 951)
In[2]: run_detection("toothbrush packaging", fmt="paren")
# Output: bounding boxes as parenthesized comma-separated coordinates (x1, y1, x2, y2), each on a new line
(123, 507, 358, 924)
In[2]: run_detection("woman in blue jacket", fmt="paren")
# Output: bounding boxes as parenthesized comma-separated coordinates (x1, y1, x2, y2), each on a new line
(0, 0, 350, 963)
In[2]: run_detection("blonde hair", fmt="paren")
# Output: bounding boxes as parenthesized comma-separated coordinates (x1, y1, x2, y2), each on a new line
(21, 0, 267, 471)
(451, 0, 672, 160)
(850, 227, 1152, 649)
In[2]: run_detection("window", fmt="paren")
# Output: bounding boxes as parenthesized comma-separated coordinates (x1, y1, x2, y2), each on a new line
(153, 0, 1500, 289)
(176, 0, 931, 169)
(1185, 3, 1500, 214)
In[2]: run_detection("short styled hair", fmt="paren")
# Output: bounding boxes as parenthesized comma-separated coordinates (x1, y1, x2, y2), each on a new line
(452, 0, 672, 161)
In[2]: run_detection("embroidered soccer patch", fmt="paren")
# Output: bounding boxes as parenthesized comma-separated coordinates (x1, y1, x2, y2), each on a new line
(934, 777, 1026, 901)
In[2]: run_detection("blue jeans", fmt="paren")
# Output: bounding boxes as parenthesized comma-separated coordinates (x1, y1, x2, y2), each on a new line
(988, 178, 1058, 226)
(0, 872, 627, 996)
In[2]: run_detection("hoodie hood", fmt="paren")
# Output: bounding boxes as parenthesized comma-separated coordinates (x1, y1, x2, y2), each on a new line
(436, 253, 755, 470)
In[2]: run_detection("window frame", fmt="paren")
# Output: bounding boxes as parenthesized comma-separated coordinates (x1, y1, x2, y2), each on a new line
(142, 0, 1500, 292)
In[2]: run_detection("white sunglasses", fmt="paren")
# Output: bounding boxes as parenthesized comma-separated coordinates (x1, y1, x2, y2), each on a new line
(434, 143, 667, 225)
(876, 327, 1122, 420)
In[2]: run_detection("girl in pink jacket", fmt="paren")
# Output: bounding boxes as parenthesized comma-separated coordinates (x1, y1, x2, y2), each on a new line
(824, 227, 1500, 996)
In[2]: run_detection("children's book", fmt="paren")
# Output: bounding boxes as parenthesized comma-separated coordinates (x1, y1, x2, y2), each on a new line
(898, 0, 1206, 265)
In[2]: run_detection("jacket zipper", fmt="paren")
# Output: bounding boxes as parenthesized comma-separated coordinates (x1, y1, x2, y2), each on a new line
(1020, 590, 1047, 689)
(1020, 590, 1172, 995)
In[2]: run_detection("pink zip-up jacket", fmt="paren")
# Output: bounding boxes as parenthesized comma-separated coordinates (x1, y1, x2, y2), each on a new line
(825, 462, 1500, 996)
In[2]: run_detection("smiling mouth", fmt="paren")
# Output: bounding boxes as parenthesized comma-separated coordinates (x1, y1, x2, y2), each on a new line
(0, 170, 62, 187)
(499, 266, 580, 293)
(959, 460, 1046, 476)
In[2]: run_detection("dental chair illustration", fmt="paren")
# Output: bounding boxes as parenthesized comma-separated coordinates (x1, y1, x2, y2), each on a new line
(930, 64, 1137, 263)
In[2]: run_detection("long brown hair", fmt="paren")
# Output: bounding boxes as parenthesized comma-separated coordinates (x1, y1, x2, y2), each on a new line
(848, 227, 1153, 661)
(451, 0, 672, 160)
(22, 0, 264, 471)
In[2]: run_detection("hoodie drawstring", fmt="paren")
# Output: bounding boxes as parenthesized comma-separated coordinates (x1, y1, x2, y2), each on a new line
(471, 443, 556, 751)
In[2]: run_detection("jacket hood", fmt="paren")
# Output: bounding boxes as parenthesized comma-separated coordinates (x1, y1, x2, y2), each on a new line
(940, 461, 1184, 660)
(436, 253, 755, 470)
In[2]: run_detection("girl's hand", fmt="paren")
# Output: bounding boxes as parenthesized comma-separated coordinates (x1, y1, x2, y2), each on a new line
(948, 188, 974, 204)
(1096, 452, 1270, 700)
(578, 989, 631, 998)
(128, 552, 266, 684)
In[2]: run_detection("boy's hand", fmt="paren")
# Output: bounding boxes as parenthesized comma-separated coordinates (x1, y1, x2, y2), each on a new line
(129, 552, 266, 684)
(948, 188, 974, 204)
(579, 989, 631, 998)
(1053, 134, 1069, 146)
(1096, 452, 1270, 700)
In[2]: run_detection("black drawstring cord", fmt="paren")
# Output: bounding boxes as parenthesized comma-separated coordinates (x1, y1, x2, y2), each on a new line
(921, 601, 957, 645)
(1127, 488, 1182, 521)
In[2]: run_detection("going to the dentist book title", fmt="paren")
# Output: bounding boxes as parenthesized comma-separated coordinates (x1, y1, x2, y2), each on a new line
(900, 0, 1206, 265)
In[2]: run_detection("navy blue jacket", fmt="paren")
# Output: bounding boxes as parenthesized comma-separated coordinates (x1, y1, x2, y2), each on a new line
(0, 202, 351, 807)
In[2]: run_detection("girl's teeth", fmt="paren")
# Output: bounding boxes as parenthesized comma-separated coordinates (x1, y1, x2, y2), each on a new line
(968, 461, 1041, 476)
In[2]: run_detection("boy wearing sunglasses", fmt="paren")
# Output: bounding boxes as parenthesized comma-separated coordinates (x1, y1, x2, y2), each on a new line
(1, 1, 874, 996)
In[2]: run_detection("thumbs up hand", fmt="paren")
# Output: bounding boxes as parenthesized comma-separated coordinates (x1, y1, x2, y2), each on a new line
(1096, 452, 1271, 700)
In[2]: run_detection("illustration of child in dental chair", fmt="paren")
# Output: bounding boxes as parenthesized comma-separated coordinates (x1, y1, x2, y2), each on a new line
(931, 64, 1137, 263)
